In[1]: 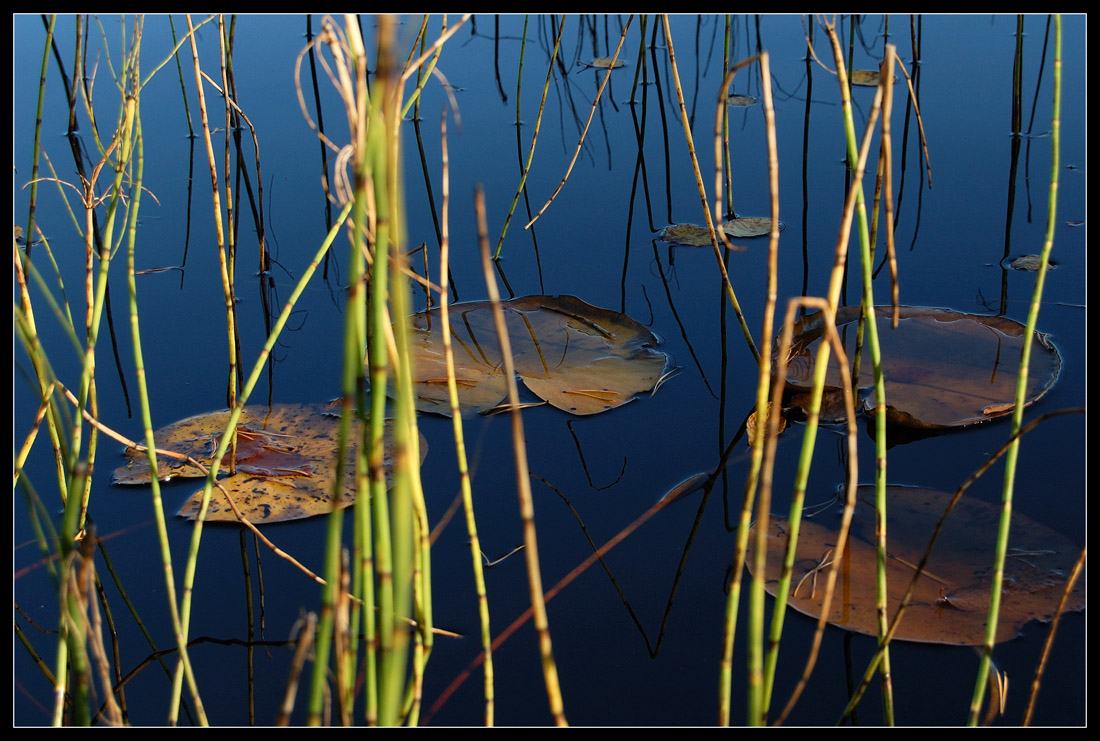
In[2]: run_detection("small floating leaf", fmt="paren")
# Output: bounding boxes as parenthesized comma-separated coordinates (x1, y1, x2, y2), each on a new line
(1009, 254, 1056, 271)
(850, 68, 898, 87)
(586, 57, 625, 69)
(114, 402, 426, 524)
(410, 295, 671, 417)
(781, 306, 1063, 429)
(749, 486, 1084, 645)
(657, 218, 778, 246)
(727, 94, 756, 107)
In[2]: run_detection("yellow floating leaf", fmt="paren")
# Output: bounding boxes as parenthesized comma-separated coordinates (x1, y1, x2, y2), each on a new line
(586, 57, 625, 69)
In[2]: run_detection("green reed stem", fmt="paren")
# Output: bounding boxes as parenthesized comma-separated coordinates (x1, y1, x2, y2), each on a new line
(401, 15, 447, 120)
(478, 185, 567, 726)
(968, 13, 1061, 726)
(827, 25, 894, 723)
(438, 106, 495, 725)
(118, 106, 207, 724)
(494, 14, 562, 260)
(23, 13, 54, 263)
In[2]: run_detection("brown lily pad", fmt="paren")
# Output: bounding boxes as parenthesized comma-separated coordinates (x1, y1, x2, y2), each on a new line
(113, 402, 426, 524)
(410, 295, 671, 417)
(750, 485, 1084, 645)
(781, 306, 1063, 429)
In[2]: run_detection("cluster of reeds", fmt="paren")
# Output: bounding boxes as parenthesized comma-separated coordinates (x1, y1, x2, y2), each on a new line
(14, 13, 1076, 727)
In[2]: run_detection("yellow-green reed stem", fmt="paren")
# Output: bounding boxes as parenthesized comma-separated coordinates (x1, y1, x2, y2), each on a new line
(969, 14, 1061, 726)
(828, 26, 894, 722)
(119, 112, 207, 725)
(56, 466, 91, 725)
(439, 106, 495, 726)
(186, 14, 238, 418)
(663, 16, 760, 365)
(721, 15, 733, 219)
(770, 308, 861, 727)
(387, 48, 432, 727)
(494, 14, 563, 259)
(478, 185, 567, 727)
(524, 15, 633, 232)
(402, 15, 448, 121)
(714, 50, 779, 726)
(23, 13, 54, 263)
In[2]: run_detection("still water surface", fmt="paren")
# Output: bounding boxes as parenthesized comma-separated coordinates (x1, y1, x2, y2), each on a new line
(14, 14, 1085, 726)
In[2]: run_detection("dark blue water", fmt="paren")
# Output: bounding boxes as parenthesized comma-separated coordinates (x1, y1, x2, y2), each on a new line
(14, 14, 1085, 726)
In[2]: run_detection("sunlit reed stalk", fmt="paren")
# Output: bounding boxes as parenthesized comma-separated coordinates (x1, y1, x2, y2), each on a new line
(763, 300, 860, 725)
(477, 185, 567, 727)
(185, 13, 238, 429)
(1023, 544, 1084, 725)
(969, 13, 1061, 727)
(494, 14, 564, 260)
(401, 15, 448, 120)
(524, 15, 633, 232)
(665, 17, 760, 366)
(710, 48, 783, 726)
(824, 20, 894, 723)
(439, 106, 496, 726)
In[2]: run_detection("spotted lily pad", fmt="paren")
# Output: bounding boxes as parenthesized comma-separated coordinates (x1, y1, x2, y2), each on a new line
(727, 94, 757, 107)
(409, 295, 671, 417)
(850, 68, 898, 87)
(749, 485, 1084, 645)
(113, 402, 426, 524)
(657, 218, 778, 246)
(781, 306, 1063, 429)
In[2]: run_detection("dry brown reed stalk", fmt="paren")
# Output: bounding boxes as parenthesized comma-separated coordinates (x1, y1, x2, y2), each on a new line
(1022, 544, 1086, 725)
(476, 185, 567, 727)
(277, 611, 318, 726)
(878, 48, 899, 327)
(524, 15, 634, 231)
(438, 105, 495, 726)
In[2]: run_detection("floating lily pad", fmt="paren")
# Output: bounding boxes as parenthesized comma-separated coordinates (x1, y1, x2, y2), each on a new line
(409, 295, 671, 417)
(850, 68, 898, 87)
(657, 217, 778, 246)
(113, 402, 426, 524)
(781, 306, 1062, 429)
(749, 485, 1084, 645)
(584, 57, 625, 69)
(727, 94, 757, 107)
